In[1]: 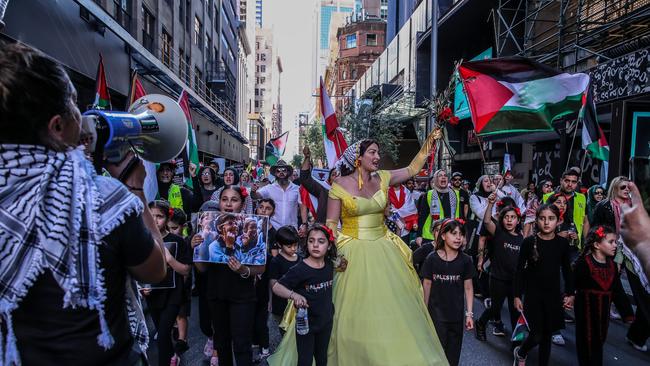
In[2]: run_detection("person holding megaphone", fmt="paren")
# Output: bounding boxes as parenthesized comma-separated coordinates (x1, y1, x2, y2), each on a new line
(0, 42, 168, 365)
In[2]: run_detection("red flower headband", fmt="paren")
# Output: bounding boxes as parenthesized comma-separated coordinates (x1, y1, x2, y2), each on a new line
(496, 200, 505, 207)
(168, 207, 174, 218)
(456, 218, 466, 226)
(320, 225, 336, 243)
(514, 207, 521, 217)
(240, 186, 249, 199)
(595, 226, 605, 239)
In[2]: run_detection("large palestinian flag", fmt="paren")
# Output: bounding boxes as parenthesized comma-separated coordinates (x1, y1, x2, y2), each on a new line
(265, 131, 289, 165)
(92, 54, 112, 110)
(458, 57, 589, 138)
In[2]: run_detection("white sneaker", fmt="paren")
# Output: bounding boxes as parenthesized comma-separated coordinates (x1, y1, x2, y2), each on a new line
(203, 338, 214, 358)
(261, 347, 270, 357)
(552, 334, 566, 346)
(610, 307, 622, 320)
(513, 346, 526, 366)
(627, 337, 648, 352)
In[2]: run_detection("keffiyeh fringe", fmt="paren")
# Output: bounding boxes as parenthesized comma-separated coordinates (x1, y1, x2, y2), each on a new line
(0, 145, 147, 365)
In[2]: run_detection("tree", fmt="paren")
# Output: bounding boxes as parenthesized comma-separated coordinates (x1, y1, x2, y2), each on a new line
(291, 154, 303, 169)
(340, 98, 405, 163)
(304, 123, 326, 167)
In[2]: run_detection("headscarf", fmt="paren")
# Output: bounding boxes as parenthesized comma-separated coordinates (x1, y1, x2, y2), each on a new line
(586, 184, 602, 223)
(335, 140, 362, 173)
(473, 175, 491, 198)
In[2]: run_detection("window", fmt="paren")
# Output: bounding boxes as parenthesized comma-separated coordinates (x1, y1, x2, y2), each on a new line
(259, 88, 265, 96)
(214, 5, 219, 31)
(114, 0, 131, 31)
(255, 100, 259, 108)
(260, 65, 266, 73)
(256, 41, 260, 50)
(162, 30, 173, 67)
(260, 76, 266, 84)
(255, 88, 259, 96)
(351, 68, 357, 79)
(346, 34, 357, 49)
(366, 33, 377, 46)
(341, 70, 347, 80)
(178, 0, 184, 23)
(194, 16, 203, 46)
(260, 53, 266, 61)
(194, 66, 203, 92)
(142, 6, 155, 52)
(207, 0, 213, 19)
(185, 0, 191, 31)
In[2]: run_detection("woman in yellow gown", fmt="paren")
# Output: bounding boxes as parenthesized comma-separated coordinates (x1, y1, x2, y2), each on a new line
(269, 132, 448, 366)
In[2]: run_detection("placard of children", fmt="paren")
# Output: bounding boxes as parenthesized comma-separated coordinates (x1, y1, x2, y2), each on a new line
(193, 211, 269, 265)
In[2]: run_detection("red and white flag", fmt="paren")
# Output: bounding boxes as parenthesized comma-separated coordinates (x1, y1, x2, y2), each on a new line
(319, 77, 348, 168)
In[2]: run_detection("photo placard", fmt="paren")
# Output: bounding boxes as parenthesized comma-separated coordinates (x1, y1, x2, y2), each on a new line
(193, 211, 269, 265)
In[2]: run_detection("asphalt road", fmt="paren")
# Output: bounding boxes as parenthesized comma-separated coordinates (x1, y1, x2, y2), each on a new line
(146, 294, 650, 366)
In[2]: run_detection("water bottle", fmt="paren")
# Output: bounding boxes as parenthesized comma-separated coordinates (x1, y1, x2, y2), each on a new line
(296, 308, 309, 335)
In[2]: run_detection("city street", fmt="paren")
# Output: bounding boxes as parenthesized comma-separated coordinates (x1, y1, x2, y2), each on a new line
(149, 296, 650, 365)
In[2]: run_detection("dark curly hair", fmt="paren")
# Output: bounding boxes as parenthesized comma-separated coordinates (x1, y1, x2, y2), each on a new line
(435, 219, 467, 250)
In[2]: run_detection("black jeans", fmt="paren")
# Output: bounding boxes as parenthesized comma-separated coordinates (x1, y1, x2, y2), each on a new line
(149, 304, 180, 366)
(210, 299, 256, 366)
(296, 321, 333, 366)
(196, 272, 214, 338)
(432, 319, 463, 366)
(478, 277, 517, 330)
(253, 299, 270, 348)
(627, 271, 650, 345)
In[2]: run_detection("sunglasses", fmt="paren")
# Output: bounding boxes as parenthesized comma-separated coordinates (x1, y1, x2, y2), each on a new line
(275, 167, 288, 173)
(452, 177, 462, 181)
(594, 191, 605, 195)
(543, 184, 552, 188)
(619, 184, 629, 190)
(201, 171, 212, 176)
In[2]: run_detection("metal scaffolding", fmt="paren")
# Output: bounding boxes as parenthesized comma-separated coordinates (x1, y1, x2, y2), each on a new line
(494, 0, 650, 71)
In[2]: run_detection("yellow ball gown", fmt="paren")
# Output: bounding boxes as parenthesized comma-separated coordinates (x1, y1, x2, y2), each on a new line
(268, 170, 448, 366)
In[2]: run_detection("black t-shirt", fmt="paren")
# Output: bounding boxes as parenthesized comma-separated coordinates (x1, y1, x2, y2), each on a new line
(278, 260, 334, 331)
(412, 242, 435, 278)
(514, 235, 575, 298)
(489, 226, 523, 281)
(206, 264, 257, 303)
(13, 213, 155, 366)
(268, 254, 301, 316)
(421, 251, 475, 323)
(146, 233, 192, 308)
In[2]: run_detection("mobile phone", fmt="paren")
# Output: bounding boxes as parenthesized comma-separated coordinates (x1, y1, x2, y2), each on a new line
(630, 157, 650, 211)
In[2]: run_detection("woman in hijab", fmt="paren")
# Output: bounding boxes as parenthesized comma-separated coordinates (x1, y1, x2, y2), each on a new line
(586, 185, 606, 225)
(211, 167, 254, 213)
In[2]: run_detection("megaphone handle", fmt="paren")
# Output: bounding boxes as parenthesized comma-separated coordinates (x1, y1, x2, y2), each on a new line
(118, 156, 141, 183)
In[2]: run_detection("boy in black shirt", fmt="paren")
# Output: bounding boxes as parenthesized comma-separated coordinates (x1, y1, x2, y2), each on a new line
(268, 226, 302, 328)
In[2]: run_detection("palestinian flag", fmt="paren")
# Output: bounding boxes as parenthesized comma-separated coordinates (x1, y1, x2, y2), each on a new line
(126, 70, 147, 108)
(580, 86, 609, 161)
(320, 77, 348, 168)
(178, 90, 199, 188)
(511, 313, 530, 342)
(265, 131, 289, 166)
(92, 54, 112, 110)
(459, 57, 589, 138)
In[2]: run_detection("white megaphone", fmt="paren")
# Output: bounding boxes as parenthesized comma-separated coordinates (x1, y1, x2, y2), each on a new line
(82, 94, 188, 163)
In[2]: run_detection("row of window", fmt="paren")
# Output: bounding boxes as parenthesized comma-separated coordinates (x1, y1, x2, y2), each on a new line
(344, 33, 379, 49)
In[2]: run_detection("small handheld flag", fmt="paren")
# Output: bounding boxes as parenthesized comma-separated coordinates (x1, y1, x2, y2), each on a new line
(511, 313, 530, 342)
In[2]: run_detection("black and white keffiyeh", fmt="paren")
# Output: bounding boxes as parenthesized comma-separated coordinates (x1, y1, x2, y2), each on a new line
(334, 140, 362, 173)
(0, 144, 148, 365)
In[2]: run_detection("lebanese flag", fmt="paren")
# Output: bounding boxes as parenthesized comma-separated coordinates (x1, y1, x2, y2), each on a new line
(319, 77, 348, 168)
(92, 54, 112, 110)
(459, 57, 589, 139)
(178, 90, 199, 188)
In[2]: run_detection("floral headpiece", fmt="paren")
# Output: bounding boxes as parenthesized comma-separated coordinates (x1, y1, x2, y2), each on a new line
(319, 224, 336, 243)
(595, 226, 605, 239)
(514, 207, 521, 217)
(240, 186, 249, 199)
(168, 207, 174, 218)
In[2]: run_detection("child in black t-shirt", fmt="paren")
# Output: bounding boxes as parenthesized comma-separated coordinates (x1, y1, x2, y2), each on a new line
(476, 194, 524, 342)
(252, 198, 277, 360)
(268, 226, 301, 330)
(422, 219, 475, 366)
(513, 204, 575, 366)
(144, 201, 192, 366)
(272, 225, 338, 366)
(167, 208, 192, 360)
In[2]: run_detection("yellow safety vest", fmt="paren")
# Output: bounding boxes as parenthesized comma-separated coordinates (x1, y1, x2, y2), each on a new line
(422, 190, 460, 240)
(543, 191, 586, 246)
(167, 184, 184, 209)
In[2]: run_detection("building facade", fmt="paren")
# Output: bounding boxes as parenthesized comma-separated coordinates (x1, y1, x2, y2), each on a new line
(2, 0, 249, 164)
(332, 17, 386, 114)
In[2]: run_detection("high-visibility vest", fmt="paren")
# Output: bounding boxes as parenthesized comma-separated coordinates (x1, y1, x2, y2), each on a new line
(543, 191, 587, 246)
(422, 189, 460, 240)
(167, 184, 184, 209)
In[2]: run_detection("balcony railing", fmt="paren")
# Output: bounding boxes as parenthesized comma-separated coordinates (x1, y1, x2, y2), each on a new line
(155, 34, 237, 126)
